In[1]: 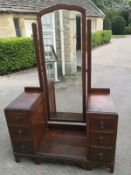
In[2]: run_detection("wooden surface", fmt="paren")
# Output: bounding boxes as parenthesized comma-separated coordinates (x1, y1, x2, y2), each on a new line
(38, 129, 87, 161)
(87, 91, 116, 113)
(50, 112, 83, 122)
(6, 92, 41, 111)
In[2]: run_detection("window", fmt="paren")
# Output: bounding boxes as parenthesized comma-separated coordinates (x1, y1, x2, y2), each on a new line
(13, 18, 21, 37)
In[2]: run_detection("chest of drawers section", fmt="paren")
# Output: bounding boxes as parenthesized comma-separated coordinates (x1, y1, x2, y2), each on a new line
(88, 113, 118, 172)
(4, 92, 45, 162)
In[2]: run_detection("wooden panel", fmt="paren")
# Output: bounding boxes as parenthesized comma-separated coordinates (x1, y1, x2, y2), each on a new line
(48, 80, 56, 117)
(9, 126, 32, 141)
(90, 116, 116, 132)
(90, 132, 114, 147)
(90, 147, 113, 163)
(5, 112, 29, 125)
(13, 141, 34, 154)
(38, 129, 87, 160)
(50, 112, 83, 122)
(87, 92, 116, 113)
(5, 92, 41, 111)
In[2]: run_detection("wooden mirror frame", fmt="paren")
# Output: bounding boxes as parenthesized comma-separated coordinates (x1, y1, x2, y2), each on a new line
(36, 4, 87, 122)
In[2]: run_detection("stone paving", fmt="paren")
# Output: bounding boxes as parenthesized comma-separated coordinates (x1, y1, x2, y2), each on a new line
(0, 36, 131, 175)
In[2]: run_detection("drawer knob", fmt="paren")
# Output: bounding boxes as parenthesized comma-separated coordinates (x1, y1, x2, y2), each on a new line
(16, 116, 22, 124)
(98, 121, 105, 130)
(97, 136, 104, 144)
(21, 145, 26, 151)
(98, 152, 103, 161)
(17, 130, 23, 137)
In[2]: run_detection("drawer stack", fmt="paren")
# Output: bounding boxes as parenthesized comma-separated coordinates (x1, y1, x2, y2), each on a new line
(89, 113, 118, 172)
(4, 92, 45, 162)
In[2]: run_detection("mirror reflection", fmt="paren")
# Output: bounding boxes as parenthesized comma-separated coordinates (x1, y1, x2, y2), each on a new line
(41, 10, 82, 114)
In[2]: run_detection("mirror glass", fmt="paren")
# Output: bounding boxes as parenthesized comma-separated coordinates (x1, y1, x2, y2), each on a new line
(41, 9, 82, 116)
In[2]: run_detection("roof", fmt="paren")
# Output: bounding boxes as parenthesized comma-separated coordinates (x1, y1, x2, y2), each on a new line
(0, 0, 105, 18)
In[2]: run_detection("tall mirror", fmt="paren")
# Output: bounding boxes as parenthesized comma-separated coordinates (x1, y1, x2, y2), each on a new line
(38, 5, 86, 121)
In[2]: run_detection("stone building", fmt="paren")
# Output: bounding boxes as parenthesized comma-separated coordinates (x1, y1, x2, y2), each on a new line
(0, 0, 105, 77)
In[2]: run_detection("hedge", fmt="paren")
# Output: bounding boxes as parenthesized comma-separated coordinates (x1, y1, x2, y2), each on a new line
(125, 27, 131, 35)
(0, 31, 112, 75)
(92, 30, 112, 48)
(0, 37, 36, 75)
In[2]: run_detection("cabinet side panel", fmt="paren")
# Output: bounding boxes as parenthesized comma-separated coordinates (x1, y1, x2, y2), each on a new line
(32, 95, 47, 150)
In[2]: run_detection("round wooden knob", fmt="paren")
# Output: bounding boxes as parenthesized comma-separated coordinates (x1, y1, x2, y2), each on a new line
(99, 121, 105, 130)
(16, 116, 21, 124)
(98, 152, 103, 161)
(17, 130, 23, 137)
(97, 136, 104, 144)
(21, 145, 26, 151)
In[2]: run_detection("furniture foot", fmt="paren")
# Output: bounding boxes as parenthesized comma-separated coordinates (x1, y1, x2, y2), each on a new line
(80, 163, 93, 170)
(109, 165, 114, 173)
(34, 158, 41, 164)
(14, 155, 21, 163)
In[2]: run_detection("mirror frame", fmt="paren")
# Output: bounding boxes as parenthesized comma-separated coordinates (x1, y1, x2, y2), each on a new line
(37, 4, 87, 121)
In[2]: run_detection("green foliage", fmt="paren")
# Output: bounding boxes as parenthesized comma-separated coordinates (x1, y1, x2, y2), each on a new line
(125, 27, 131, 34)
(112, 16, 126, 35)
(129, 1, 131, 6)
(103, 17, 112, 30)
(119, 9, 129, 26)
(0, 37, 36, 75)
(91, 30, 112, 48)
(92, 0, 107, 11)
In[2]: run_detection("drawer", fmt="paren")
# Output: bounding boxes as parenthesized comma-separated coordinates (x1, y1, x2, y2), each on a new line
(5, 111, 29, 125)
(13, 141, 33, 154)
(90, 132, 114, 147)
(9, 126, 32, 141)
(90, 117, 116, 131)
(90, 147, 113, 163)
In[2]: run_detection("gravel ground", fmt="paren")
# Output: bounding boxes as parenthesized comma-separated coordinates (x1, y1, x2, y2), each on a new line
(0, 36, 131, 175)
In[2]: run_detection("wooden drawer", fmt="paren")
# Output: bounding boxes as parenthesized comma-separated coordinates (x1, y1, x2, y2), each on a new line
(5, 111, 29, 125)
(9, 126, 32, 141)
(90, 132, 114, 147)
(90, 117, 116, 131)
(13, 141, 33, 154)
(90, 147, 113, 163)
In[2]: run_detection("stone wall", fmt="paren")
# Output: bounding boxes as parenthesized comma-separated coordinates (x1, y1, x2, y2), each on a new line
(0, 13, 36, 38)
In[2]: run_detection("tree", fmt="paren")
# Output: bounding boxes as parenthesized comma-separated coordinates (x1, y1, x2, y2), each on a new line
(112, 16, 126, 34)
(92, 0, 106, 10)
(103, 17, 112, 30)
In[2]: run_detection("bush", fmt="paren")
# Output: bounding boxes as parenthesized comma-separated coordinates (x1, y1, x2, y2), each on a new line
(103, 17, 112, 30)
(0, 37, 36, 75)
(91, 30, 112, 48)
(125, 27, 131, 35)
(112, 16, 126, 35)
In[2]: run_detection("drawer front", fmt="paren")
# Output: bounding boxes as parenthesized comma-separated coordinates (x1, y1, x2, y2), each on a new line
(90, 132, 114, 147)
(6, 112, 29, 125)
(9, 126, 32, 141)
(13, 141, 33, 154)
(90, 147, 113, 163)
(90, 117, 115, 131)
